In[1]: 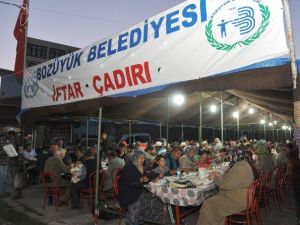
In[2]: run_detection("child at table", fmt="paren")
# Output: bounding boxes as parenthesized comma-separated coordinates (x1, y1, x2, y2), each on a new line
(152, 155, 169, 178)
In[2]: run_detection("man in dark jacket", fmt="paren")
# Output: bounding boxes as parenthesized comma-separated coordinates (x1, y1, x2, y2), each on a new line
(69, 151, 100, 209)
(100, 133, 113, 160)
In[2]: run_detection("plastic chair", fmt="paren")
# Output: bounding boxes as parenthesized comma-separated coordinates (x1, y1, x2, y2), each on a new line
(41, 172, 67, 211)
(112, 173, 127, 225)
(273, 164, 287, 209)
(260, 169, 273, 213)
(80, 170, 106, 208)
(226, 180, 258, 225)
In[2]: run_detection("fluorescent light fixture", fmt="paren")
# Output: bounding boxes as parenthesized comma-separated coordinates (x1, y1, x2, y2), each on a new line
(172, 94, 185, 105)
(248, 108, 254, 114)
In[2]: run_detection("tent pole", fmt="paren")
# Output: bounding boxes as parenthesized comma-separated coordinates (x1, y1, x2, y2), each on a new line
(86, 117, 89, 150)
(181, 124, 184, 142)
(70, 124, 73, 143)
(166, 97, 170, 148)
(33, 126, 37, 149)
(129, 120, 132, 146)
(283, 0, 299, 145)
(198, 93, 203, 143)
(94, 107, 102, 225)
(220, 91, 224, 143)
(283, 0, 298, 90)
(236, 99, 240, 140)
(159, 122, 162, 139)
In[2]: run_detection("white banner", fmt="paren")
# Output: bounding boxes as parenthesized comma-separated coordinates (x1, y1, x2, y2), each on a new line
(22, 0, 288, 110)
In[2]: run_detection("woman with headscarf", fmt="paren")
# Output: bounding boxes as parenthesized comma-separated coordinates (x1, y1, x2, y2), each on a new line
(197, 146, 258, 225)
(255, 143, 276, 175)
(179, 145, 198, 173)
(119, 151, 162, 225)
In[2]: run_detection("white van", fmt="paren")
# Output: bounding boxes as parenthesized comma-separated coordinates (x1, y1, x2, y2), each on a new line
(117, 133, 151, 146)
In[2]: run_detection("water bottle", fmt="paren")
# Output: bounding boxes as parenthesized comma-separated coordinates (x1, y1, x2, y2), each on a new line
(212, 160, 217, 170)
(176, 168, 181, 178)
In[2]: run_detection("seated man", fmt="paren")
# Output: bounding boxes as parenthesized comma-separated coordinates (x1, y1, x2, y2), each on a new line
(70, 150, 97, 209)
(165, 145, 182, 176)
(103, 151, 125, 192)
(44, 148, 70, 187)
(22, 144, 38, 185)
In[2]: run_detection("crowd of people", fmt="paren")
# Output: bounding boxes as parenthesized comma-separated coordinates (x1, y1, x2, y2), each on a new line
(0, 129, 299, 225)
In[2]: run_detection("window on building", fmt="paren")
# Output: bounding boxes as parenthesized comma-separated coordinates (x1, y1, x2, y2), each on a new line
(26, 44, 48, 59)
(27, 61, 39, 67)
(49, 48, 66, 59)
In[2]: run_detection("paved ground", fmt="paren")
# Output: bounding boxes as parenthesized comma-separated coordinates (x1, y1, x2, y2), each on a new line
(1, 175, 300, 225)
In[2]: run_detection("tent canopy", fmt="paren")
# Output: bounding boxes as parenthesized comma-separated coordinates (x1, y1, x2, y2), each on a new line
(19, 58, 299, 127)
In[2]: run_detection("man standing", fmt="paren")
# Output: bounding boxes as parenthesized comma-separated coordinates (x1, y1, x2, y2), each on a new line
(0, 131, 12, 197)
(100, 133, 113, 160)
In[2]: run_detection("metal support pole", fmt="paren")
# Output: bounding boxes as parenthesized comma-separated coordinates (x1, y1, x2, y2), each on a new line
(198, 93, 203, 142)
(220, 91, 224, 143)
(94, 107, 102, 224)
(272, 128, 274, 141)
(181, 124, 184, 142)
(159, 122, 162, 139)
(86, 117, 89, 150)
(166, 97, 170, 147)
(70, 124, 73, 143)
(33, 126, 37, 149)
(264, 124, 266, 140)
(236, 100, 240, 140)
(129, 120, 132, 146)
(283, 0, 298, 90)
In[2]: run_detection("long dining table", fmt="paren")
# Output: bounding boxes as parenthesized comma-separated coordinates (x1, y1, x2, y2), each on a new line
(145, 174, 219, 225)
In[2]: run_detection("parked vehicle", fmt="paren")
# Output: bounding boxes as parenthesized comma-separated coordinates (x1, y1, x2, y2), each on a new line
(117, 133, 151, 149)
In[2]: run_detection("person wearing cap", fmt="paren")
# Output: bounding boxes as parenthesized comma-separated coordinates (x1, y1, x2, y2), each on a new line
(179, 145, 198, 173)
(145, 145, 157, 160)
(155, 141, 167, 156)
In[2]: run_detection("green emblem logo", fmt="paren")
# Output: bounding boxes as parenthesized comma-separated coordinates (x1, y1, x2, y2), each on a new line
(24, 76, 39, 98)
(205, 1, 270, 51)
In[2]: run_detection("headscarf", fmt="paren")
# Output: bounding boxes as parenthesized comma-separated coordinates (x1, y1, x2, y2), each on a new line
(131, 150, 145, 167)
(184, 145, 195, 154)
(229, 146, 251, 168)
(255, 143, 270, 160)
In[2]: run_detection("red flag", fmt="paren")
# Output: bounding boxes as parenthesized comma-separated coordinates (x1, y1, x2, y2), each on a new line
(14, 0, 29, 79)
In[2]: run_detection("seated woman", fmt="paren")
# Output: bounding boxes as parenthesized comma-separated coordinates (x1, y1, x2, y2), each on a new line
(152, 155, 169, 179)
(119, 151, 162, 225)
(179, 145, 198, 172)
(197, 146, 258, 225)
